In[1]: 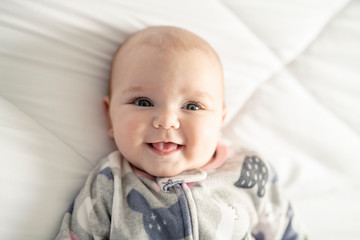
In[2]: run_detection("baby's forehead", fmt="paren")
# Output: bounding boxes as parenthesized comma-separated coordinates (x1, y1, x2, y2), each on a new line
(114, 26, 220, 63)
(109, 26, 224, 99)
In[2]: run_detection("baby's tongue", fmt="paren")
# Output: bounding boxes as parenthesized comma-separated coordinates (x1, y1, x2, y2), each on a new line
(152, 142, 178, 152)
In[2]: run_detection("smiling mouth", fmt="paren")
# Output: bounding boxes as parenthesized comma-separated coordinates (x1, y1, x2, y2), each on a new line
(147, 142, 183, 156)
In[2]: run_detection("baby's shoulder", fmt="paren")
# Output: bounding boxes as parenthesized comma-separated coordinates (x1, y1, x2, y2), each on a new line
(86, 150, 133, 183)
(212, 146, 278, 186)
(219, 146, 268, 169)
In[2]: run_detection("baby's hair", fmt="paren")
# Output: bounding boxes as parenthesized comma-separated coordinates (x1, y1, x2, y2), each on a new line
(108, 26, 223, 98)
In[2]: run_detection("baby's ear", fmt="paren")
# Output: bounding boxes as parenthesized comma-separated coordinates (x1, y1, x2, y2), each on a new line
(222, 106, 227, 124)
(103, 96, 114, 138)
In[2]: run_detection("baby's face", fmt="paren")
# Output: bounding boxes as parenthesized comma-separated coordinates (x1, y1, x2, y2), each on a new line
(104, 44, 226, 177)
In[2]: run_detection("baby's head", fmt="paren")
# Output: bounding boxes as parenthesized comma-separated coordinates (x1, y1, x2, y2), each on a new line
(104, 26, 226, 177)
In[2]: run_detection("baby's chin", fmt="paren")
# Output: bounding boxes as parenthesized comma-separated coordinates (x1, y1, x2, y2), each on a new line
(143, 159, 212, 178)
(147, 168, 185, 178)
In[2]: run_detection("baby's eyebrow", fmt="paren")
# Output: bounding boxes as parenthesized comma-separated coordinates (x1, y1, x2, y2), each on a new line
(190, 91, 214, 101)
(121, 87, 214, 102)
(121, 86, 146, 94)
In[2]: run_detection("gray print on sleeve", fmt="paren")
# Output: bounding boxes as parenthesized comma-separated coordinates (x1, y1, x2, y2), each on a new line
(234, 156, 269, 197)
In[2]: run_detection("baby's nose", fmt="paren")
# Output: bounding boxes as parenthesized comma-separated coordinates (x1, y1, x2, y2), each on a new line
(153, 109, 180, 130)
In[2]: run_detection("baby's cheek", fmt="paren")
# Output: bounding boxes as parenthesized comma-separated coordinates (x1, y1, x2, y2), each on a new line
(188, 121, 218, 157)
(112, 118, 133, 146)
(123, 119, 138, 132)
(200, 119, 221, 149)
(200, 117, 221, 139)
(117, 114, 141, 134)
(115, 116, 147, 147)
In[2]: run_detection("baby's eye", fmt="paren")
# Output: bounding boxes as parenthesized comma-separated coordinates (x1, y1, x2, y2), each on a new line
(133, 98, 153, 107)
(183, 103, 202, 111)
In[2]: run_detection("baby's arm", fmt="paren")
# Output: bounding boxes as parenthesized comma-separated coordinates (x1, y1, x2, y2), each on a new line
(55, 160, 114, 240)
(239, 155, 307, 239)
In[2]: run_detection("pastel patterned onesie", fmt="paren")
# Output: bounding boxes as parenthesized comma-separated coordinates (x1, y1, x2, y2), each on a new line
(56, 145, 306, 240)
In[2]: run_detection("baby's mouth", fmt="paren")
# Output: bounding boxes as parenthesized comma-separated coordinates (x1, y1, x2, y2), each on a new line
(147, 142, 183, 155)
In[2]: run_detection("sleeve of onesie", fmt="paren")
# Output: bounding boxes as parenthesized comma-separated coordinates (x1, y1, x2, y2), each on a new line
(235, 155, 307, 240)
(55, 160, 114, 240)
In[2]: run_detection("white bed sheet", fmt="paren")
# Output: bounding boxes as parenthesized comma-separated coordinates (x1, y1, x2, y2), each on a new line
(1, 0, 359, 239)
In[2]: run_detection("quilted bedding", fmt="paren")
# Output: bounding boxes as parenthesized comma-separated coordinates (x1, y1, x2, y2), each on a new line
(1, 0, 359, 239)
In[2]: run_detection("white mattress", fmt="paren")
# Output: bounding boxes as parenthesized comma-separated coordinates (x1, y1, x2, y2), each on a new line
(1, 0, 359, 239)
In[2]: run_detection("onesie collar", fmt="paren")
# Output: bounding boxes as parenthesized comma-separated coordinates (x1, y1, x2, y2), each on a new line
(156, 168, 207, 192)
(156, 144, 230, 192)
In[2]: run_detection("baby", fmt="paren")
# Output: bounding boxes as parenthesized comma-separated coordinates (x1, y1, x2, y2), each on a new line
(56, 26, 305, 240)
